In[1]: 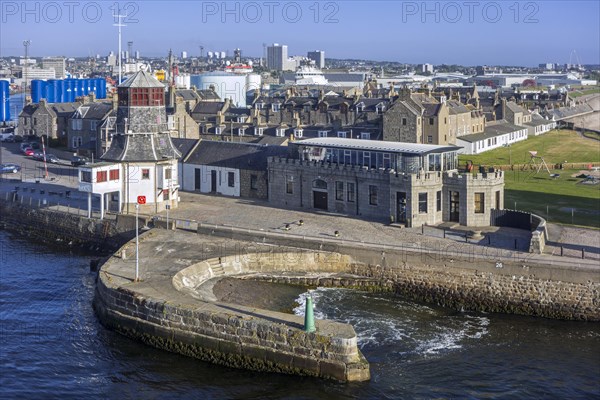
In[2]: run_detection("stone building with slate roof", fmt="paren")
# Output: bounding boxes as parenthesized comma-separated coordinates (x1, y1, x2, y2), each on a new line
(18, 98, 84, 144)
(79, 69, 181, 216)
(268, 138, 504, 227)
(180, 140, 289, 199)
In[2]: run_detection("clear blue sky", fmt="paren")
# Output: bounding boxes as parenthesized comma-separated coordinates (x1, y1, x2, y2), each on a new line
(1, 0, 599, 66)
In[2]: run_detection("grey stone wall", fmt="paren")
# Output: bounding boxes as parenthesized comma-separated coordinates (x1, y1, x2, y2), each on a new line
(268, 158, 504, 227)
(199, 225, 600, 321)
(94, 256, 370, 381)
(240, 170, 268, 199)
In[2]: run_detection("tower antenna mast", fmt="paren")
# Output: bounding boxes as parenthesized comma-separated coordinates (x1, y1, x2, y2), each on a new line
(113, 9, 127, 85)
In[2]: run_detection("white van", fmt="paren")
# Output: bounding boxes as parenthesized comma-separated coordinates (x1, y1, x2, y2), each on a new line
(0, 132, 15, 141)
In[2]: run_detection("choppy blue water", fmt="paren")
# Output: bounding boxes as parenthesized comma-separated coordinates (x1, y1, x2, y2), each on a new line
(1, 230, 599, 399)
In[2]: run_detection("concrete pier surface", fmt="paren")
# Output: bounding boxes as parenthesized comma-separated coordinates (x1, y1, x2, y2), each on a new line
(94, 229, 371, 382)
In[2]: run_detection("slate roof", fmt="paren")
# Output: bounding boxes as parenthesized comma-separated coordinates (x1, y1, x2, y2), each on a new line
(119, 69, 164, 88)
(101, 132, 181, 162)
(197, 90, 221, 101)
(171, 138, 200, 160)
(75, 102, 113, 120)
(446, 100, 470, 114)
(457, 120, 526, 143)
(422, 103, 441, 117)
(192, 101, 225, 115)
(185, 140, 289, 171)
(176, 89, 200, 101)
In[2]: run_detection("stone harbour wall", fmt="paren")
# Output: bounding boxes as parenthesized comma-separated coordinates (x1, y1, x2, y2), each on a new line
(199, 225, 600, 321)
(93, 250, 370, 382)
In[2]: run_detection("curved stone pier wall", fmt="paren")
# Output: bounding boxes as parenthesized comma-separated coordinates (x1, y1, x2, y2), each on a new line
(198, 226, 600, 321)
(93, 247, 370, 382)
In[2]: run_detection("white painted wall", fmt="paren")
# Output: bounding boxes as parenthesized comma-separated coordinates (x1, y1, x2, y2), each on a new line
(182, 163, 240, 197)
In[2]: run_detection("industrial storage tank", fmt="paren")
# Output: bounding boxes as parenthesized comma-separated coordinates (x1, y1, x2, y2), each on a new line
(0, 80, 10, 122)
(245, 73, 262, 92)
(175, 74, 191, 89)
(58, 79, 66, 102)
(45, 80, 56, 103)
(64, 79, 75, 102)
(75, 79, 84, 98)
(31, 80, 46, 103)
(191, 72, 248, 107)
(97, 78, 107, 99)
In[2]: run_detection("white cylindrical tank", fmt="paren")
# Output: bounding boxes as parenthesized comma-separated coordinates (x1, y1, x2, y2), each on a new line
(245, 74, 262, 93)
(176, 74, 191, 89)
(191, 72, 248, 107)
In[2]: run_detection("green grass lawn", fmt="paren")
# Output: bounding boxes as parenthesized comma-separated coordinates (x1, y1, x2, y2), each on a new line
(569, 87, 600, 98)
(503, 169, 600, 228)
(458, 129, 600, 227)
(459, 129, 600, 167)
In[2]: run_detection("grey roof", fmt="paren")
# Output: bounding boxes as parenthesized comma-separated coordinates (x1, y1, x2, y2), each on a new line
(446, 100, 470, 114)
(171, 138, 200, 160)
(101, 132, 181, 162)
(457, 120, 527, 143)
(51, 102, 79, 117)
(197, 89, 221, 101)
(193, 101, 224, 115)
(422, 103, 441, 117)
(119, 69, 164, 88)
(186, 140, 289, 171)
(296, 137, 461, 155)
(76, 102, 113, 120)
(176, 89, 200, 101)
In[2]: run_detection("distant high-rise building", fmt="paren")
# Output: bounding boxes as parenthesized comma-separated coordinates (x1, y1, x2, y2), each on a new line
(307, 50, 325, 69)
(135, 51, 140, 59)
(422, 63, 434, 74)
(42, 57, 66, 79)
(107, 53, 117, 67)
(267, 43, 288, 71)
(181, 51, 188, 59)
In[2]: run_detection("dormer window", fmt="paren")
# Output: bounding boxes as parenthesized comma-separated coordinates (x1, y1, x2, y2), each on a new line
(318, 130, 328, 138)
(272, 103, 280, 112)
(356, 102, 365, 113)
(294, 129, 303, 138)
(238, 127, 245, 136)
(254, 127, 264, 136)
(276, 128, 286, 137)
(256, 102, 264, 109)
(361, 132, 370, 140)
(215, 126, 222, 135)
(376, 103, 386, 114)
(337, 131, 347, 138)
(237, 116, 245, 123)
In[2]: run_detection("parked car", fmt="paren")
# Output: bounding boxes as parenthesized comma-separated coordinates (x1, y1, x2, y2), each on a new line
(46, 154, 59, 163)
(20, 143, 32, 152)
(0, 163, 21, 174)
(71, 156, 90, 166)
(5, 135, 23, 143)
(32, 151, 45, 161)
(23, 148, 35, 156)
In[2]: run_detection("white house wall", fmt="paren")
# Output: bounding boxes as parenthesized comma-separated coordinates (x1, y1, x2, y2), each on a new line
(182, 163, 240, 197)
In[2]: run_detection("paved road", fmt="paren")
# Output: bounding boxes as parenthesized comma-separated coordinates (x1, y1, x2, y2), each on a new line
(2, 141, 598, 261)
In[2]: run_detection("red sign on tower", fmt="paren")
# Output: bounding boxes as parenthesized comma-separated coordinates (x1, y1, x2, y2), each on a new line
(137, 196, 146, 205)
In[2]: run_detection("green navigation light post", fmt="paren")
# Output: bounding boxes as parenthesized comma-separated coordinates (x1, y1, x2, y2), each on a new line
(304, 293, 316, 333)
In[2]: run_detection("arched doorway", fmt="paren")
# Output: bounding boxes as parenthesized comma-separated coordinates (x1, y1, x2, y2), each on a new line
(312, 179, 328, 210)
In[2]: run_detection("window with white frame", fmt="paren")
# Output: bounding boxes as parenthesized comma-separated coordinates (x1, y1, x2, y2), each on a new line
(237, 116, 245, 123)
(337, 131, 347, 138)
(238, 127, 245, 136)
(272, 103, 280, 112)
(276, 128, 285, 137)
(90, 121, 97, 131)
(215, 126, 222, 135)
(318, 130, 328, 138)
(72, 119, 82, 130)
(254, 127, 264, 136)
(360, 132, 370, 140)
(294, 129, 303, 138)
